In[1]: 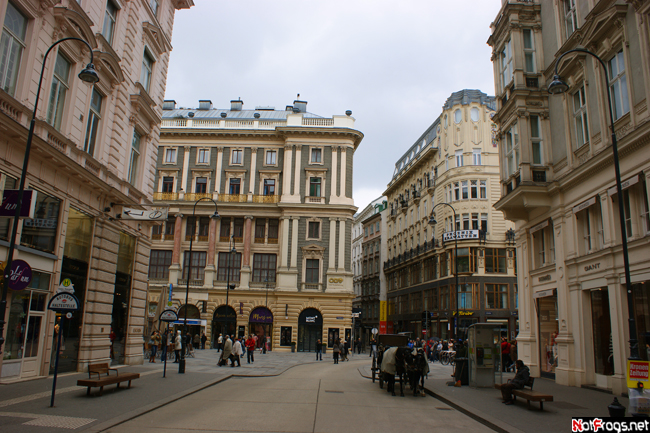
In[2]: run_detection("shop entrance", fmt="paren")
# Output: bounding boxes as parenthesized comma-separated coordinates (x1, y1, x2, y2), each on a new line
(298, 308, 322, 352)
(535, 290, 558, 378)
(175, 305, 203, 347)
(249, 307, 273, 351)
(212, 305, 237, 346)
(4, 289, 47, 379)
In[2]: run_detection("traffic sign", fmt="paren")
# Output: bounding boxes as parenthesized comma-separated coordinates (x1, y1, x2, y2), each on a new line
(48, 293, 80, 312)
(159, 309, 178, 322)
(57, 278, 75, 294)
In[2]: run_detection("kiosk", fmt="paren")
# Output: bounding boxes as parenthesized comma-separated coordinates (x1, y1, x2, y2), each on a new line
(467, 323, 500, 388)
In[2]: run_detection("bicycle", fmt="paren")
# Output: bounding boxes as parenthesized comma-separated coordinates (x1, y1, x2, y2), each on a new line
(440, 350, 456, 365)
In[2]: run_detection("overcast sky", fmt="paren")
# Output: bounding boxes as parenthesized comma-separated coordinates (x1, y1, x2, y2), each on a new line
(165, 0, 502, 211)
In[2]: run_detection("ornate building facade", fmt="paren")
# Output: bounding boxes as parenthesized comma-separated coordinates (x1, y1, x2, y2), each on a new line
(0, 0, 193, 381)
(148, 98, 363, 352)
(489, 0, 650, 394)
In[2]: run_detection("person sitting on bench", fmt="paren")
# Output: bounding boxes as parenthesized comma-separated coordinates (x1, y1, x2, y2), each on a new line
(501, 360, 530, 405)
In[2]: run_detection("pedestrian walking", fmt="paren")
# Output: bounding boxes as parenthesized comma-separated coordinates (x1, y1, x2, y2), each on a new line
(356, 337, 362, 354)
(201, 332, 207, 350)
(218, 335, 233, 366)
(333, 339, 340, 364)
(217, 334, 223, 352)
(193, 333, 200, 349)
(174, 330, 182, 363)
(232, 337, 242, 367)
(245, 334, 255, 363)
(316, 339, 323, 361)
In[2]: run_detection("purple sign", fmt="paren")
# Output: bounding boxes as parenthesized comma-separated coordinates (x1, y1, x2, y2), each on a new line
(249, 307, 273, 324)
(9, 259, 32, 291)
(0, 190, 35, 218)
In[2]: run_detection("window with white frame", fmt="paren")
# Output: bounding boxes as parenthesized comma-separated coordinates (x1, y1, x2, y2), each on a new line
(149, 0, 159, 16)
(564, 0, 577, 39)
(462, 213, 470, 230)
(140, 49, 154, 93)
(470, 180, 478, 199)
(608, 50, 629, 121)
(500, 39, 513, 90)
(481, 213, 488, 232)
(307, 221, 320, 239)
(265, 150, 276, 165)
(470, 107, 479, 122)
(530, 115, 543, 165)
(576, 202, 604, 255)
(480, 180, 487, 199)
(523, 28, 536, 73)
(472, 148, 481, 165)
(309, 177, 321, 197)
(231, 149, 242, 164)
(445, 158, 449, 171)
(453, 182, 460, 201)
(128, 130, 141, 185)
(0, 1, 27, 96)
(615, 180, 650, 239)
(461, 181, 468, 200)
(83, 88, 103, 156)
(454, 109, 462, 124)
(471, 213, 479, 230)
(455, 150, 463, 167)
(306, 259, 319, 283)
(102, 0, 118, 45)
(504, 123, 519, 176)
(197, 148, 209, 164)
(532, 223, 555, 268)
(263, 179, 275, 195)
(573, 85, 589, 148)
(164, 148, 176, 164)
(229, 178, 241, 195)
(311, 147, 322, 163)
(46, 52, 70, 131)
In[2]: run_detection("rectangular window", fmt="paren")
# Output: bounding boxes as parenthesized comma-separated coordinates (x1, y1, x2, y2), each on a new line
(310, 177, 321, 197)
(233, 218, 244, 239)
(217, 251, 241, 282)
(20, 191, 61, 254)
(472, 149, 481, 166)
(306, 259, 319, 283)
(469, 180, 478, 199)
(523, 28, 535, 73)
(505, 123, 519, 176)
(622, 190, 633, 239)
(195, 177, 207, 193)
(461, 181, 468, 200)
(280, 326, 292, 346)
(0, 1, 27, 96)
(198, 217, 209, 239)
(128, 130, 141, 185)
(162, 176, 174, 193)
(455, 150, 464, 167)
(439, 286, 450, 310)
(471, 213, 479, 230)
(480, 180, 487, 199)
(140, 49, 154, 93)
(458, 284, 477, 309)
(643, 181, 650, 235)
(500, 39, 513, 90)
(148, 250, 172, 279)
(486, 284, 509, 309)
(231, 149, 242, 164)
(485, 248, 507, 273)
(311, 148, 322, 163)
(164, 148, 176, 163)
(266, 150, 276, 165)
(149, 0, 159, 16)
(456, 247, 477, 274)
(197, 148, 209, 164)
(530, 115, 543, 165)
(164, 217, 175, 236)
(252, 253, 277, 282)
(608, 50, 629, 121)
(185, 216, 196, 240)
(533, 226, 555, 267)
(84, 88, 103, 156)
(255, 218, 265, 241)
(453, 182, 460, 201)
(102, 0, 118, 45)
(440, 252, 448, 277)
(308, 221, 320, 239)
(263, 179, 275, 195)
(564, 0, 577, 39)
(229, 178, 241, 195)
(573, 86, 589, 148)
(462, 213, 470, 230)
(481, 213, 488, 232)
(46, 52, 70, 130)
(219, 217, 231, 238)
(182, 251, 207, 281)
(268, 218, 279, 242)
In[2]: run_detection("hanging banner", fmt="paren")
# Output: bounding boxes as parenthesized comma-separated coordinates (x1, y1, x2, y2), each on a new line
(168, 283, 173, 307)
(0, 190, 36, 218)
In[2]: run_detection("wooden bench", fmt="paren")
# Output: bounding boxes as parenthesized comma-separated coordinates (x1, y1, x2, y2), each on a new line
(494, 377, 553, 410)
(77, 363, 140, 396)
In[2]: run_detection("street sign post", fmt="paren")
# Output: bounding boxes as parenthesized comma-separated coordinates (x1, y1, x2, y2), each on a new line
(48, 292, 80, 407)
(159, 309, 178, 377)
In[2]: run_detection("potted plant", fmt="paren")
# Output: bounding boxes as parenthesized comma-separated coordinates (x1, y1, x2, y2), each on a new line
(290, 342, 296, 353)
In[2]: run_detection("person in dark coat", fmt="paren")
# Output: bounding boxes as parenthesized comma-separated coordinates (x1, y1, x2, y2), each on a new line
(333, 339, 340, 364)
(501, 360, 531, 404)
(316, 339, 323, 361)
(201, 332, 207, 350)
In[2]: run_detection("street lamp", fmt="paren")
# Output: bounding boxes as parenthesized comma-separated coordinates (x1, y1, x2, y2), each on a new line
(223, 235, 236, 339)
(179, 197, 220, 373)
(428, 202, 459, 344)
(548, 48, 639, 360)
(0, 37, 99, 354)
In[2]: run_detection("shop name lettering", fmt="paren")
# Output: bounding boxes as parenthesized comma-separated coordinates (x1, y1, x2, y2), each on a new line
(24, 218, 57, 229)
(328, 278, 343, 284)
(251, 313, 271, 321)
(10, 267, 29, 283)
(584, 263, 601, 272)
(630, 363, 649, 379)
(305, 316, 318, 323)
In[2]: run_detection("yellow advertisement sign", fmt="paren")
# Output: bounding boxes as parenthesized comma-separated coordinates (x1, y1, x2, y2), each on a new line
(379, 301, 387, 322)
(627, 360, 650, 388)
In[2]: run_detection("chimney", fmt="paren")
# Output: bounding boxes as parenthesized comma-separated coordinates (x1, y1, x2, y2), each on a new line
(163, 100, 176, 110)
(293, 99, 307, 113)
(198, 100, 213, 110)
(231, 99, 243, 111)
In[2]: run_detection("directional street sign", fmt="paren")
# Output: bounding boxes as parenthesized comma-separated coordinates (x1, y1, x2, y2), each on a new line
(48, 293, 80, 312)
(120, 207, 168, 221)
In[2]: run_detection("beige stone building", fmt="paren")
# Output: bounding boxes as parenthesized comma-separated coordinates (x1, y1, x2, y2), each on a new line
(489, 0, 650, 394)
(0, 0, 193, 381)
(147, 98, 363, 352)
(383, 89, 517, 340)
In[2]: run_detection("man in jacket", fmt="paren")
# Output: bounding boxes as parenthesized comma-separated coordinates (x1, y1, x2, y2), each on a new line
(232, 337, 242, 367)
(316, 339, 323, 361)
(501, 360, 531, 404)
(174, 330, 182, 363)
(219, 335, 233, 366)
(245, 335, 255, 363)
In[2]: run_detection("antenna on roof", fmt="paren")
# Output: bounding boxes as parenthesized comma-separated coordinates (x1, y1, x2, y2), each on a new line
(297, 93, 300, 99)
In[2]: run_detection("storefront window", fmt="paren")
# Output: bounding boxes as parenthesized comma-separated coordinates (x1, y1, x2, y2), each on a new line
(328, 328, 340, 347)
(538, 294, 558, 375)
(21, 190, 61, 253)
(249, 307, 273, 351)
(111, 232, 136, 365)
(591, 289, 613, 375)
(280, 326, 292, 346)
(5, 285, 48, 361)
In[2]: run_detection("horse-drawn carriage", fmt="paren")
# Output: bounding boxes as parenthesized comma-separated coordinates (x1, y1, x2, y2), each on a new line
(371, 334, 429, 397)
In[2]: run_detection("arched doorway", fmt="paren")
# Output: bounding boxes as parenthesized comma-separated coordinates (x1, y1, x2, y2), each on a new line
(175, 305, 202, 345)
(249, 307, 273, 351)
(298, 308, 322, 352)
(212, 305, 237, 347)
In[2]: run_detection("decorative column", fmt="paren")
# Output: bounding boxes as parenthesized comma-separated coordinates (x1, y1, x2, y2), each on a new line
(329, 218, 337, 271)
(280, 217, 291, 268)
(204, 217, 217, 287)
(293, 145, 302, 199)
(240, 216, 253, 289)
(169, 213, 184, 284)
(290, 217, 299, 269)
(340, 146, 347, 199)
(331, 146, 338, 199)
(282, 145, 293, 199)
(181, 146, 191, 193)
(249, 148, 258, 195)
(214, 148, 223, 199)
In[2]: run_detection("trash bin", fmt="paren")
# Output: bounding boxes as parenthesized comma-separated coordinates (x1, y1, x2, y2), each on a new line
(454, 357, 469, 386)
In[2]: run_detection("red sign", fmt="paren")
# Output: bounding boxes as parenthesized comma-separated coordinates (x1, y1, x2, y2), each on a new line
(379, 321, 386, 334)
(386, 321, 394, 334)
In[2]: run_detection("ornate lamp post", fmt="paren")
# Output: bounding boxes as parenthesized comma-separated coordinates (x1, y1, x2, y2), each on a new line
(0, 37, 99, 354)
(179, 198, 219, 373)
(548, 48, 639, 360)
(428, 202, 459, 343)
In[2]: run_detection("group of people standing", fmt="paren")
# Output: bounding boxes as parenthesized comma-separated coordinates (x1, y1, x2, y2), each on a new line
(331, 338, 351, 364)
(146, 329, 209, 364)
(217, 334, 260, 367)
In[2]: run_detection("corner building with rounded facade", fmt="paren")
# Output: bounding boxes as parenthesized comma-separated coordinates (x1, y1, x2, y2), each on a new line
(148, 98, 362, 352)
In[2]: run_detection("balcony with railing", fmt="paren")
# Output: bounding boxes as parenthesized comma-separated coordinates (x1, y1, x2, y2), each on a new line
(161, 113, 354, 131)
(185, 193, 212, 201)
(252, 194, 280, 204)
(220, 194, 248, 203)
(153, 192, 179, 201)
(307, 196, 324, 204)
(301, 282, 322, 291)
